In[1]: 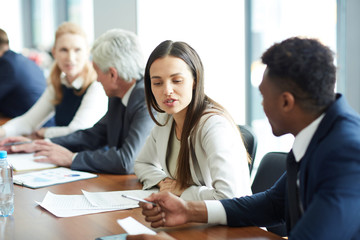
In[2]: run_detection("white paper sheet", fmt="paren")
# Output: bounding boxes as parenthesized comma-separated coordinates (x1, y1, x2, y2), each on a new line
(82, 189, 158, 207)
(7, 153, 56, 171)
(117, 217, 156, 235)
(37, 192, 126, 217)
(13, 167, 97, 188)
(37, 189, 158, 218)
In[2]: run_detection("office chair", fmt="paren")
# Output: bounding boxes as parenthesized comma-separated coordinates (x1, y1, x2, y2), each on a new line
(238, 125, 257, 175)
(251, 151, 288, 236)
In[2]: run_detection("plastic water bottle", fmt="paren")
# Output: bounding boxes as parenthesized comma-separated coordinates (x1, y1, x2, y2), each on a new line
(0, 151, 14, 217)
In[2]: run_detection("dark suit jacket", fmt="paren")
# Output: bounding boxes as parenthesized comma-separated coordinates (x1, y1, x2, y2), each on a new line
(51, 79, 154, 174)
(220, 94, 360, 240)
(0, 50, 46, 117)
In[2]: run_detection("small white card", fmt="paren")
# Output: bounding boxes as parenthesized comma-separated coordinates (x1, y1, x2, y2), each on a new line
(117, 217, 156, 235)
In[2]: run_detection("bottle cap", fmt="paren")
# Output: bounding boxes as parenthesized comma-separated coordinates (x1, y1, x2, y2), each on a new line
(0, 150, 7, 158)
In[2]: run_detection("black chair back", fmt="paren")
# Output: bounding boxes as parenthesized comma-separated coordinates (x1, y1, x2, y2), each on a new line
(238, 125, 257, 175)
(251, 151, 288, 236)
(251, 151, 287, 193)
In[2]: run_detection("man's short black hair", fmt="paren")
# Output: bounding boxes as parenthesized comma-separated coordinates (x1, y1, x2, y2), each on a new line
(261, 37, 336, 112)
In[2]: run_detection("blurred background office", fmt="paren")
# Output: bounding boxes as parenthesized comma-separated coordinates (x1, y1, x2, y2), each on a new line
(1, 0, 358, 176)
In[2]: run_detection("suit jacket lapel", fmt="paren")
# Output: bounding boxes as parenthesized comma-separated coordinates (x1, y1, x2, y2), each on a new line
(298, 94, 344, 208)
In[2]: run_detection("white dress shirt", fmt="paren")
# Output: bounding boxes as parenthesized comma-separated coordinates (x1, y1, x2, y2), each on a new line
(135, 112, 252, 201)
(1, 76, 108, 138)
(205, 114, 325, 225)
(121, 81, 135, 107)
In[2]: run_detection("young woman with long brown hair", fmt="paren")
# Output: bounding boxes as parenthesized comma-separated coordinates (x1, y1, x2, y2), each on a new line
(135, 40, 251, 200)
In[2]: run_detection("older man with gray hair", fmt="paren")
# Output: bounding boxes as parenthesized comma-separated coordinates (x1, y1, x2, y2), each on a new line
(6, 29, 154, 174)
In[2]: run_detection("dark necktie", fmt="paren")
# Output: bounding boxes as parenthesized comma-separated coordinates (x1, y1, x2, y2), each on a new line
(286, 150, 301, 229)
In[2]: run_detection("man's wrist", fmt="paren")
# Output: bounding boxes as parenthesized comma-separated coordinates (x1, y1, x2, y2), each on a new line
(186, 201, 208, 223)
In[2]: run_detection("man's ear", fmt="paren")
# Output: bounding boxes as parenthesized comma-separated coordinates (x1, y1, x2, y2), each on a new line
(108, 67, 118, 81)
(281, 92, 295, 112)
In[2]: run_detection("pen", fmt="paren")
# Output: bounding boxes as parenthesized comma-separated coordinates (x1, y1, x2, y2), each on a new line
(3, 141, 33, 146)
(64, 174, 81, 177)
(121, 194, 157, 206)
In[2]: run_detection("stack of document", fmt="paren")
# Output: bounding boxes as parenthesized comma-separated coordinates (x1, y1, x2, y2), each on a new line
(37, 189, 158, 217)
(8, 153, 56, 171)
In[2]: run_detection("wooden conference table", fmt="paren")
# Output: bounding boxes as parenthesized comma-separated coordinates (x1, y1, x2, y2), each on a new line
(2, 173, 284, 240)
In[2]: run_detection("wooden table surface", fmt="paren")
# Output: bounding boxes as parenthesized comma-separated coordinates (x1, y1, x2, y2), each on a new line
(1, 173, 284, 240)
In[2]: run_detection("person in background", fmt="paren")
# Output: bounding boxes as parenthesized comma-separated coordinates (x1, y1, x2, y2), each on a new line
(129, 37, 360, 240)
(0, 28, 46, 118)
(0, 22, 107, 139)
(134, 40, 252, 201)
(1, 29, 154, 175)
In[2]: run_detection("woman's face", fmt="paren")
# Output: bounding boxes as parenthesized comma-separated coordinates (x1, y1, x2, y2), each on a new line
(52, 33, 88, 82)
(149, 56, 194, 121)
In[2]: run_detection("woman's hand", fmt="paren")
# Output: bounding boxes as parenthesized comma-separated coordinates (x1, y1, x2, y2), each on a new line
(0, 128, 6, 139)
(35, 127, 47, 139)
(157, 178, 186, 197)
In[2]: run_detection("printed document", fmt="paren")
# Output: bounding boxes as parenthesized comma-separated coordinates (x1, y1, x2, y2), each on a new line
(37, 189, 158, 217)
(13, 167, 97, 188)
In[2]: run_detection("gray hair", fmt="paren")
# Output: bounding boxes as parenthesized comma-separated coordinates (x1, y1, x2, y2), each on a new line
(91, 29, 144, 82)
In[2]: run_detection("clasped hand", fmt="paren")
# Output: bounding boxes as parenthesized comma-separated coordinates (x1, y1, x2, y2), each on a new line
(157, 178, 186, 197)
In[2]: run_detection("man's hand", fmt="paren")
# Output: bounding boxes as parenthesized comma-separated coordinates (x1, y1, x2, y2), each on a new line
(10, 140, 75, 167)
(0, 136, 33, 153)
(31, 140, 75, 167)
(127, 232, 175, 240)
(157, 178, 186, 197)
(139, 191, 207, 228)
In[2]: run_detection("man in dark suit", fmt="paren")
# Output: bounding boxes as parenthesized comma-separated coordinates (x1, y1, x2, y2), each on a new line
(128, 37, 360, 240)
(6, 29, 154, 174)
(0, 28, 46, 118)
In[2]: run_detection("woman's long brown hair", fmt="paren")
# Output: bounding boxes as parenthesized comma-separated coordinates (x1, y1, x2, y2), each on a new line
(144, 40, 241, 189)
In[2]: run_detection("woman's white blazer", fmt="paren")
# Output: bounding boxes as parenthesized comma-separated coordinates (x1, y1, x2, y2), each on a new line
(134, 113, 252, 201)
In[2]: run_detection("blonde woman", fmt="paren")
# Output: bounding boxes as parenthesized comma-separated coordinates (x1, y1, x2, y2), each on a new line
(0, 22, 107, 139)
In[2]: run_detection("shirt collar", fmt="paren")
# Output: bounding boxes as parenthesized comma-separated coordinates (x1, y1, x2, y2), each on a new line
(292, 113, 325, 162)
(60, 72, 84, 90)
(121, 82, 136, 107)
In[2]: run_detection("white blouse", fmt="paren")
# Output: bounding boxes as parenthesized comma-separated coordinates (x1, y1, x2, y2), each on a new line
(135, 113, 252, 201)
(1, 78, 108, 138)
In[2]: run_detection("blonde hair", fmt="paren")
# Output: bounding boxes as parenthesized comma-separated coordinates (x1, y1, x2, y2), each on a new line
(0, 28, 9, 49)
(50, 22, 96, 105)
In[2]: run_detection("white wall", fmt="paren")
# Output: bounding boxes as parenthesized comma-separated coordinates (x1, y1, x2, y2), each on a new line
(338, 0, 360, 113)
(93, 0, 137, 38)
(0, 0, 23, 51)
